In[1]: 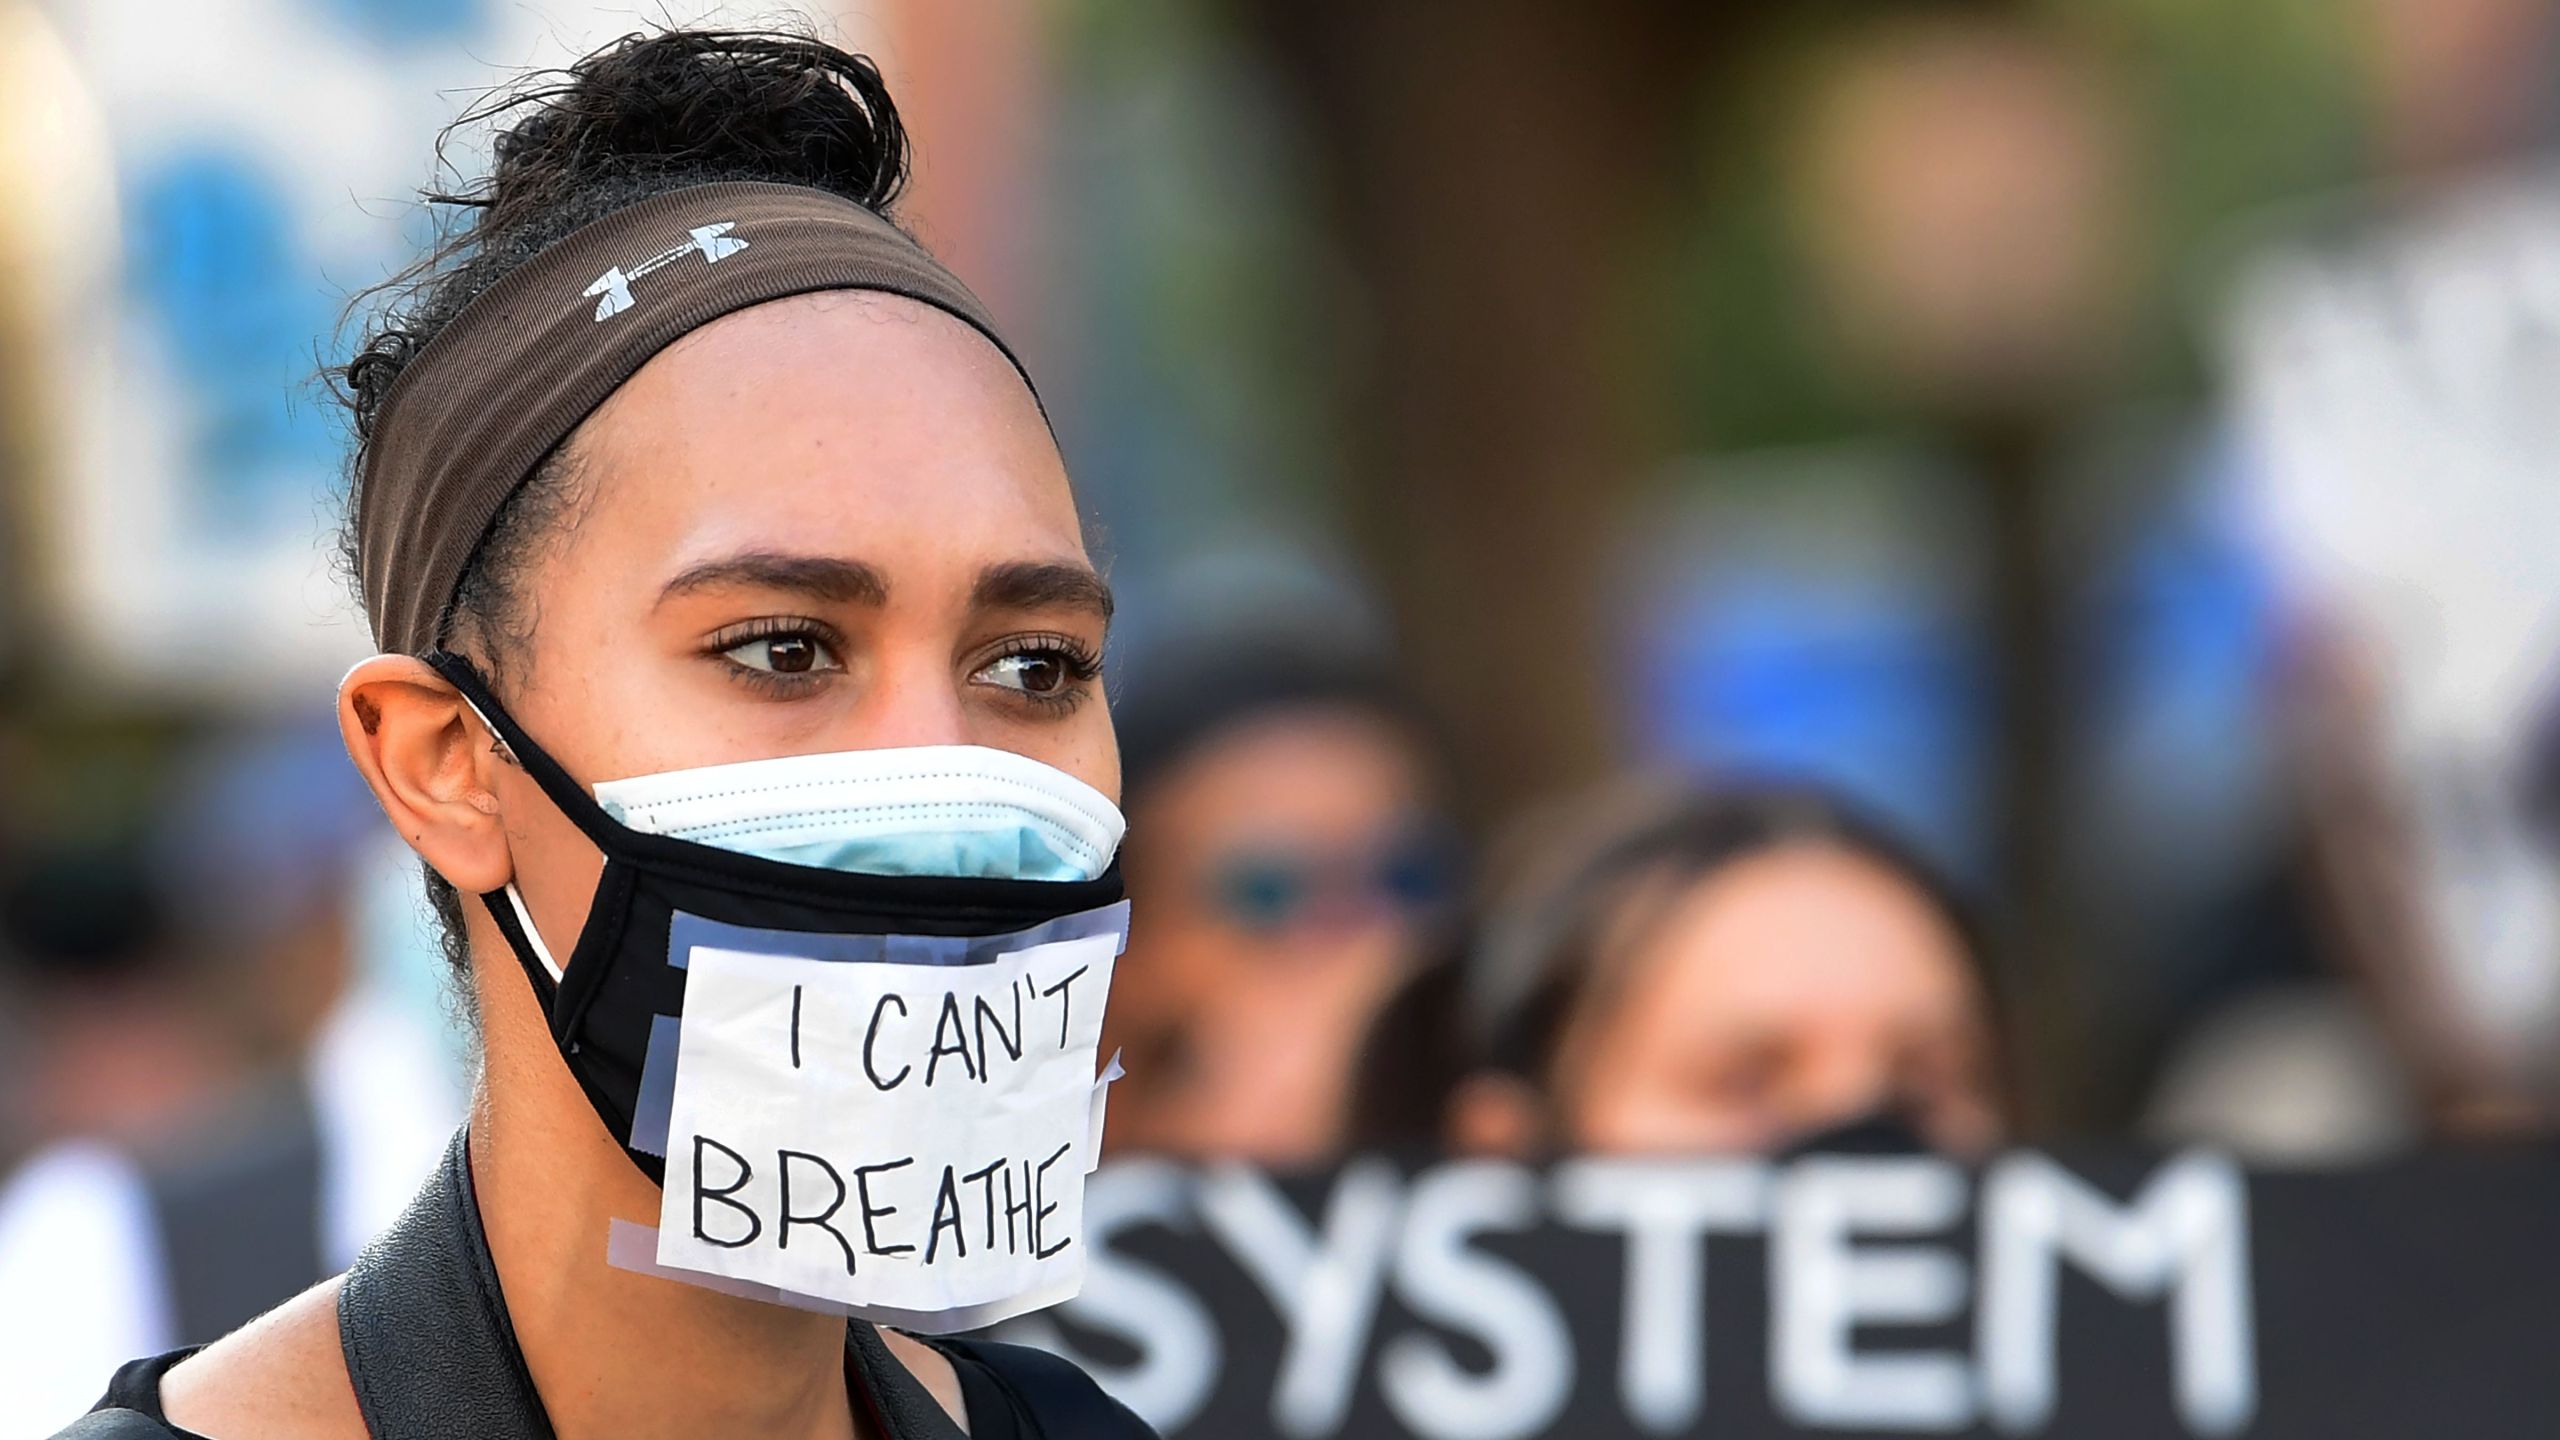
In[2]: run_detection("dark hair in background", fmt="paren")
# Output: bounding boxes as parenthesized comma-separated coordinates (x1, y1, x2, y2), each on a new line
(0, 835, 170, 985)
(1344, 938, 1478, 1151)
(332, 27, 917, 978)
(1350, 783, 2006, 1147)
(1110, 617, 1439, 813)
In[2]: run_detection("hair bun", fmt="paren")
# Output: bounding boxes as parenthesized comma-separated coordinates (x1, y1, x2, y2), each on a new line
(466, 30, 908, 237)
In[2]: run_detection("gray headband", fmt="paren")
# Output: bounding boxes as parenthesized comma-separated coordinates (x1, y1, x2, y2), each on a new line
(355, 179, 1030, 656)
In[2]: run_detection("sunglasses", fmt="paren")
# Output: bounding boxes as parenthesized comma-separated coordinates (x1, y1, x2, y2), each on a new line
(1204, 830, 1456, 934)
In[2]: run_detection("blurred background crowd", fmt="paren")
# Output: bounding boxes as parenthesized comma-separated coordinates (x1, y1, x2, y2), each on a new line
(5, 0, 2560, 1429)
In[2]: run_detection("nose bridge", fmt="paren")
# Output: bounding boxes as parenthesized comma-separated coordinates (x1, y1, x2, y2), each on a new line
(855, 646, 972, 749)
(1793, 1033, 1898, 1129)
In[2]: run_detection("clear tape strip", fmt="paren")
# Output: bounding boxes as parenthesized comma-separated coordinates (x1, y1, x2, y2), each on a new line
(628, 901, 1130, 1162)
(664, 899, 1130, 970)
(1087, 1050, 1123, 1173)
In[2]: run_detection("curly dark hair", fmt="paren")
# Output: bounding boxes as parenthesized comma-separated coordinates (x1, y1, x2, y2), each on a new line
(334, 26, 918, 977)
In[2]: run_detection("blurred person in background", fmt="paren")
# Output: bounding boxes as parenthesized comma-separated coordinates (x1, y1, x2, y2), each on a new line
(1100, 616, 1455, 1165)
(1372, 783, 2004, 1159)
(0, 725, 458, 1436)
(2181, 0, 2560, 1158)
(0, 836, 230, 1153)
(0, 833, 240, 1440)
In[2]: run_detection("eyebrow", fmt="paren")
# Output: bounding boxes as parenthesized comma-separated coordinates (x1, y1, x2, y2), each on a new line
(654, 551, 1112, 623)
(657, 551, 889, 608)
(972, 560, 1115, 624)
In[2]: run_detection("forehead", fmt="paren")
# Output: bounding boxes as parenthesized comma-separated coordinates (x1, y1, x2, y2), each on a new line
(563, 292, 1081, 569)
(1634, 845, 1975, 1018)
(1153, 711, 1420, 811)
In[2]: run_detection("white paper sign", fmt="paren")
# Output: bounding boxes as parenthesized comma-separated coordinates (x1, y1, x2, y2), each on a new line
(657, 933, 1117, 1326)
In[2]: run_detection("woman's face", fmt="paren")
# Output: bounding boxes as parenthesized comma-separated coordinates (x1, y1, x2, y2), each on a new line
(1557, 843, 2001, 1157)
(1105, 709, 1441, 1162)
(485, 293, 1116, 950)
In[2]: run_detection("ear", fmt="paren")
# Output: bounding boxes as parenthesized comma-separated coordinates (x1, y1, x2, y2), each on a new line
(1447, 1071, 1547, 1158)
(337, 654, 514, 895)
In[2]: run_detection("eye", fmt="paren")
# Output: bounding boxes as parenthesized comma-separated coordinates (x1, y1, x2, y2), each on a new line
(972, 635, 1102, 707)
(725, 632, 840, 674)
(982, 651, 1073, 696)
(705, 619, 846, 688)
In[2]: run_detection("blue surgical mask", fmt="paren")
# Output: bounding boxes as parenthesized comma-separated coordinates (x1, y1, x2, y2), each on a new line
(591, 743, 1125, 882)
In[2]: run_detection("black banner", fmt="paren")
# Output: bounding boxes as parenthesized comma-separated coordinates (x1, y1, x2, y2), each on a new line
(990, 1150, 2560, 1438)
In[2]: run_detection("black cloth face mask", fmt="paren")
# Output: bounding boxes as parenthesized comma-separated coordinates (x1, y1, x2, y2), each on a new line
(1778, 1106, 1938, 1160)
(426, 652, 1128, 1185)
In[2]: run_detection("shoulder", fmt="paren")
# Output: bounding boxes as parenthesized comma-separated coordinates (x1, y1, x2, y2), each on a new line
(938, 1337, 1158, 1440)
(49, 1409, 184, 1439)
(154, 1275, 366, 1440)
(881, 1329, 971, 1427)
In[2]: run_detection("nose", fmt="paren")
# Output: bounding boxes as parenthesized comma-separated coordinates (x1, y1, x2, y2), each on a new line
(847, 647, 973, 750)
(1789, 1041, 1899, 1137)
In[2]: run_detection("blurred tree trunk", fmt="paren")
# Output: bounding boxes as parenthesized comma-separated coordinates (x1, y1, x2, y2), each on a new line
(1236, 0, 1718, 826)
(1964, 414, 2080, 1133)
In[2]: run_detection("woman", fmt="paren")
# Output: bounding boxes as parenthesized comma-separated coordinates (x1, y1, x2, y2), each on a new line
(1100, 616, 1452, 1163)
(67, 29, 1151, 1440)
(1394, 784, 2006, 1158)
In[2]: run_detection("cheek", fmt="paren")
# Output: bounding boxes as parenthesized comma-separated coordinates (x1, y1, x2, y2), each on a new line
(940, 644, 1117, 791)
(1037, 708, 1120, 806)
(494, 767, 606, 939)
(1570, 1073, 1771, 1156)
(1053, 696, 1121, 805)
(1568, 1024, 1763, 1155)
(1928, 1100, 2004, 1158)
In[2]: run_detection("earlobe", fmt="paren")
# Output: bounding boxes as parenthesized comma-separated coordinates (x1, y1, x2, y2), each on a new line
(338, 654, 515, 894)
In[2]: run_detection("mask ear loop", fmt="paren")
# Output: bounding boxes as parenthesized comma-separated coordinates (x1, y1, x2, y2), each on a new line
(502, 884, 566, 985)
(423, 650, 629, 838)
(434, 656, 569, 988)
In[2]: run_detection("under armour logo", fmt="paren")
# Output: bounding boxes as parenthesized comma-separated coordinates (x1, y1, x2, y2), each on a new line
(582, 222, 750, 321)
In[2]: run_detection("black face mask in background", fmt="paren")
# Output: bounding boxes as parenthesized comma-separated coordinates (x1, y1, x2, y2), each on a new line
(1778, 1107, 1939, 1160)
(428, 652, 1128, 1185)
